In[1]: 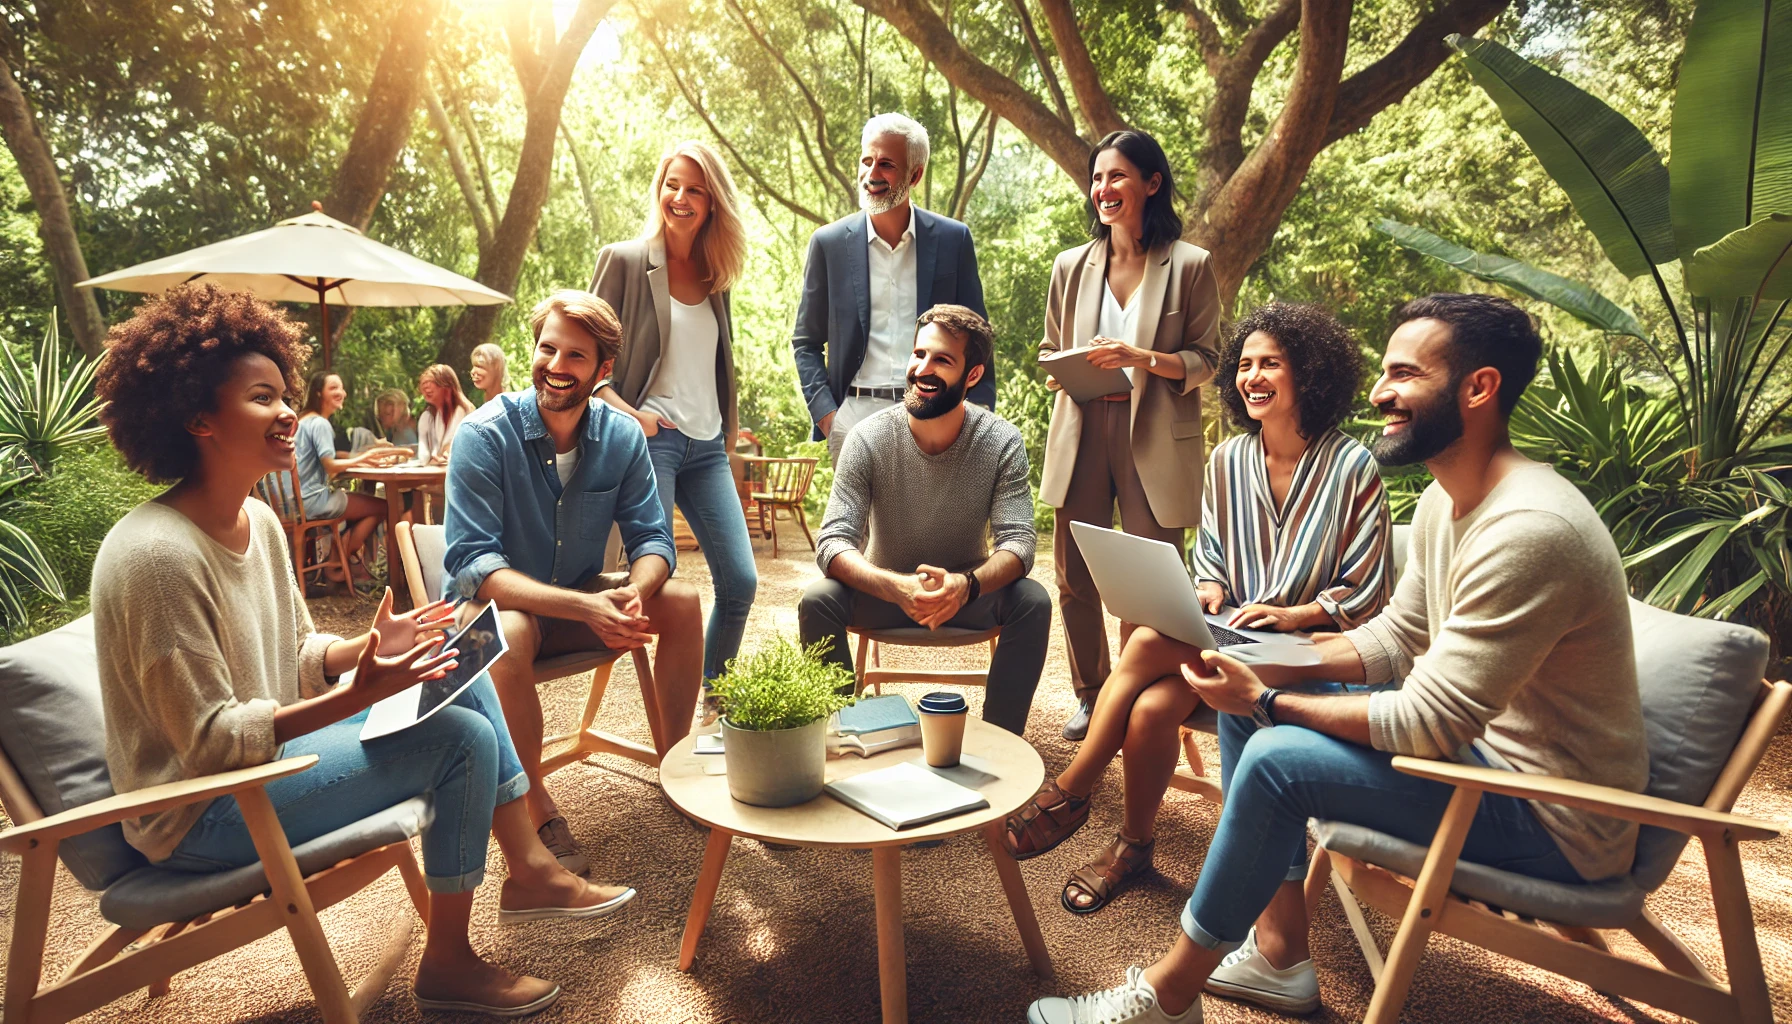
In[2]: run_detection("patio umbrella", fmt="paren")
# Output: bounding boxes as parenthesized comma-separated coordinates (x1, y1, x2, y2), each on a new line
(78, 203, 509, 367)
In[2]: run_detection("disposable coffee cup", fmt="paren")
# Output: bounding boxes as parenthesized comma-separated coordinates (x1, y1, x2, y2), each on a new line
(918, 691, 968, 767)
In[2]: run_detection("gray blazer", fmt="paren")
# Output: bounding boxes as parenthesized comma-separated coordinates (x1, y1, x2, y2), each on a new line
(589, 236, 738, 445)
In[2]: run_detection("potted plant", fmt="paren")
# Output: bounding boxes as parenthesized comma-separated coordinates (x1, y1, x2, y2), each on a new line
(710, 637, 856, 807)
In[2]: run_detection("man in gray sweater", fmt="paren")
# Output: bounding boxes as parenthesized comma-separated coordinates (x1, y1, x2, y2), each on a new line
(1028, 294, 1648, 1024)
(801, 304, 1050, 735)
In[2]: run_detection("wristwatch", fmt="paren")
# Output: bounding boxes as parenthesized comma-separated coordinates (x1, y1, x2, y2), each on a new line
(1251, 687, 1280, 729)
(1148, 353, 1158, 369)
(961, 571, 981, 604)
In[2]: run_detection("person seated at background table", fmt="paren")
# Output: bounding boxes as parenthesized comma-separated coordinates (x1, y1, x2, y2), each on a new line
(295, 370, 404, 582)
(375, 387, 420, 447)
(91, 283, 633, 1020)
(471, 342, 509, 405)
(800, 304, 1050, 736)
(443, 290, 704, 875)
(591, 140, 756, 715)
(418, 362, 475, 466)
(1025, 293, 1647, 1024)
(1001, 302, 1393, 918)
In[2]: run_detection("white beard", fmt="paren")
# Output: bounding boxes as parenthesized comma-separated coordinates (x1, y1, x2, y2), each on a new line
(859, 173, 911, 215)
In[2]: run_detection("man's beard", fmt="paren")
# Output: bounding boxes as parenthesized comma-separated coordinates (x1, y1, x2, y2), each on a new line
(1371, 382, 1464, 466)
(905, 371, 966, 420)
(859, 171, 911, 215)
(533, 366, 597, 413)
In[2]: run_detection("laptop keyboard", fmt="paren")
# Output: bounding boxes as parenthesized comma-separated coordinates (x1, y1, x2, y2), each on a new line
(1208, 622, 1254, 647)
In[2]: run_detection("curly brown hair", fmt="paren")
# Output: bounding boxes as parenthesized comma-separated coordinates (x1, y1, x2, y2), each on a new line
(1217, 302, 1364, 438)
(95, 284, 312, 483)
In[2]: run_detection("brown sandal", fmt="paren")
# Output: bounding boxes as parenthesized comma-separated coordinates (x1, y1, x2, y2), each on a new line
(1062, 833, 1154, 915)
(1002, 780, 1091, 860)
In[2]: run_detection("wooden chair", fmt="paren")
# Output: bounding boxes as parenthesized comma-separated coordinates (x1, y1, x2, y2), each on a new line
(742, 455, 817, 558)
(849, 627, 1001, 697)
(1311, 599, 1787, 1024)
(0, 617, 428, 1024)
(393, 521, 662, 770)
(254, 468, 353, 590)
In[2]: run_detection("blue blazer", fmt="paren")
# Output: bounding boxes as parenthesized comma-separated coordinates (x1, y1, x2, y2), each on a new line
(790, 207, 991, 439)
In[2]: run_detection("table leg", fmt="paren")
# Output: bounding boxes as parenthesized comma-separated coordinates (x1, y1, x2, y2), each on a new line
(984, 822, 1054, 980)
(871, 845, 907, 1023)
(384, 485, 407, 608)
(679, 828, 733, 970)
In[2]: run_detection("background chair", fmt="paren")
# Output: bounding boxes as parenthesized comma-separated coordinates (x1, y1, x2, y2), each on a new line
(849, 627, 1000, 697)
(254, 467, 353, 591)
(394, 521, 662, 770)
(1311, 598, 1787, 1024)
(0, 616, 429, 1024)
(741, 455, 817, 558)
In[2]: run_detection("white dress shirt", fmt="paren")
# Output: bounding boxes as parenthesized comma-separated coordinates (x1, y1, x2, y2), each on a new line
(1099, 277, 1140, 387)
(852, 205, 918, 390)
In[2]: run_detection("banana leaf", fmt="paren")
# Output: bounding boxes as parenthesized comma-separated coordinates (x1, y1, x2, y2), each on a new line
(1375, 220, 1650, 337)
(1447, 34, 1676, 278)
(1670, 0, 1792, 258)
(1685, 213, 1792, 299)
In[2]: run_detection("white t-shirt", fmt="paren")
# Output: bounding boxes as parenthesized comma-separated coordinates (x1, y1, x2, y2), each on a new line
(852, 206, 918, 390)
(1099, 278, 1140, 387)
(555, 446, 579, 489)
(641, 297, 723, 441)
(418, 404, 467, 463)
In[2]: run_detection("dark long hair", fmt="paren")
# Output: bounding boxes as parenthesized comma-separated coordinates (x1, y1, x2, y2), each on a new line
(1087, 130, 1182, 252)
(301, 371, 338, 416)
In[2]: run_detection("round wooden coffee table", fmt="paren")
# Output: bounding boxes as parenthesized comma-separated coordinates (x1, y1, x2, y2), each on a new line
(661, 717, 1052, 1022)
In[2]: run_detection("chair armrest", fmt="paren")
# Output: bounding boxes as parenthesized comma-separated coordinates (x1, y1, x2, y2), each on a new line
(0, 755, 318, 855)
(1390, 756, 1780, 842)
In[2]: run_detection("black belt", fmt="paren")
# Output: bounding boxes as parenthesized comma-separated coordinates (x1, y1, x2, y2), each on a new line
(847, 386, 904, 400)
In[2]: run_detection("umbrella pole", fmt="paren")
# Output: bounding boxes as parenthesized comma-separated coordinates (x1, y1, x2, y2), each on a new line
(316, 282, 332, 369)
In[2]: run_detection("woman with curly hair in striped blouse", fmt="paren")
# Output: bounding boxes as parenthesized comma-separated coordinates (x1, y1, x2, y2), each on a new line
(1001, 302, 1393, 920)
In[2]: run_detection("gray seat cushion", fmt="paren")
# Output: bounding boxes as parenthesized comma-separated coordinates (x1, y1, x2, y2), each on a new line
(1313, 820, 1646, 928)
(100, 795, 432, 929)
(0, 616, 147, 890)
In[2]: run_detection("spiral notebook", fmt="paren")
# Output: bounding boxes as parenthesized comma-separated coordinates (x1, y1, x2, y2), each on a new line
(824, 761, 989, 830)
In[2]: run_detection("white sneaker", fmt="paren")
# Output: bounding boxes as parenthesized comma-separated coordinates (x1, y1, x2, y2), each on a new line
(1028, 966, 1202, 1024)
(1203, 927, 1321, 1014)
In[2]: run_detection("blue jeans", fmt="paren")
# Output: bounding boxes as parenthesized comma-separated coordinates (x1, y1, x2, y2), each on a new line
(645, 428, 757, 680)
(1182, 724, 1583, 952)
(163, 674, 528, 893)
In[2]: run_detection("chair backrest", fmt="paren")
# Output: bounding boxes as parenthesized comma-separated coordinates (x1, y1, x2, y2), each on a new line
(1626, 597, 1772, 890)
(253, 467, 304, 526)
(1390, 523, 1413, 582)
(398, 522, 449, 605)
(757, 457, 817, 503)
(0, 616, 148, 890)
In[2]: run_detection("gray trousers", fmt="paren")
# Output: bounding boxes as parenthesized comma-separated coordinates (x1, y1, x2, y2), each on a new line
(797, 576, 1053, 735)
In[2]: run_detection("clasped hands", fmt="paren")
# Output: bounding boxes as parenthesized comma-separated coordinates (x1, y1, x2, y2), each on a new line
(581, 585, 656, 649)
(894, 564, 970, 629)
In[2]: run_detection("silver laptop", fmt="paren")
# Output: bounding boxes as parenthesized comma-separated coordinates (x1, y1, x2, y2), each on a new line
(1067, 521, 1320, 667)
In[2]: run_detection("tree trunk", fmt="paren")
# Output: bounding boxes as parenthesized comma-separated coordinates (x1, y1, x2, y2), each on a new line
(323, 0, 446, 230)
(0, 51, 106, 357)
(435, 0, 615, 370)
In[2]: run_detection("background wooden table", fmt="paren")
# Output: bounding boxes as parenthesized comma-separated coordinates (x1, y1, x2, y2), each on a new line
(661, 719, 1051, 1023)
(338, 464, 446, 606)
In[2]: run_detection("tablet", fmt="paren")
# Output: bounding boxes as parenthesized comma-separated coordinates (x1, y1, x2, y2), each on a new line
(1040, 348, 1133, 403)
(360, 601, 509, 741)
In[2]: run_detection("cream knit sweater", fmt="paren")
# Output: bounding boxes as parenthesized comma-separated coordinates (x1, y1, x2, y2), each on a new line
(93, 499, 339, 861)
(1346, 461, 1648, 881)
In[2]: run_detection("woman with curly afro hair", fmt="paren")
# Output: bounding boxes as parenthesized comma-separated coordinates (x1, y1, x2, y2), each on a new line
(90, 284, 631, 1017)
(1001, 302, 1393, 924)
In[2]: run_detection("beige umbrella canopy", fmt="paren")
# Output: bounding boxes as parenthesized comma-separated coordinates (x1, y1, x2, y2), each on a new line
(78, 204, 508, 367)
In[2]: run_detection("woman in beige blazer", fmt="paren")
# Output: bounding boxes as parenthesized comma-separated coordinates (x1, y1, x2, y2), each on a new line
(590, 141, 753, 695)
(1038, 129, 1221, 741)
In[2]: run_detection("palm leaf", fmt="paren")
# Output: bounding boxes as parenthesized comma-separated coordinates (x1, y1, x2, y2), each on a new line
(1686, 213, 1792, 299)
(1670, 0, 1792, 259)
(1448, 34, 1676, 277)
(1643, 523, 1737, 613)
(1375, 220, 1649, 337)
(1693, 571, 1769, 619)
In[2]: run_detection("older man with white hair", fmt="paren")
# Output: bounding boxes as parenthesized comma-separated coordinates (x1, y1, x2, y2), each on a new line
(792, 112, 992, 459)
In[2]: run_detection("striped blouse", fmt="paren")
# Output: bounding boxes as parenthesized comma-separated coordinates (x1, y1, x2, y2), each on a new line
(1190, 428, 1393, 629)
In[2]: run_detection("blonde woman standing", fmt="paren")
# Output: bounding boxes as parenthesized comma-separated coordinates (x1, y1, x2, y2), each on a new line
(470, 343, 509, 404)
(591, 140, 753, 703)
(1039, 129, 1222, 741)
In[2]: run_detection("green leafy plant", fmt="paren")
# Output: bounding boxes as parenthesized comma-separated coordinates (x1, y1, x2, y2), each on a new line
(1378, 6, 1792, 638)
(0, 318, 107, 475)
(0, 473, 64, 640)
(711, 637, 857, 732)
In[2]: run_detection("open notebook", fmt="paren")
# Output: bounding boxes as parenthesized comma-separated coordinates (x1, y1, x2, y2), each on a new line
(824, 761, 989, 830)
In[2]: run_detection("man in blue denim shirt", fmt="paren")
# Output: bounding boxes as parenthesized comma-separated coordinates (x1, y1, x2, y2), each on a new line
(445, 290, 703, 875)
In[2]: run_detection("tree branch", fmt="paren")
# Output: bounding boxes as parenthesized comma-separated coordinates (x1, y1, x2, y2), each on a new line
(1196, 0, 1300, 205)
(423, 78, 494, 251)
(723, 0, 853, 198)
(1005, 0, 1074, 128)
(1323, 0, 1511, 144)
(438, 60, 503, 228)
(559, 119, 601, 244)
(324, 0, 443, 230)
(504, 0, 546, 98)
(1037, 0, 1125, 137)
(1175, 1, 1229, 76)
(953, 113, 1000, 221)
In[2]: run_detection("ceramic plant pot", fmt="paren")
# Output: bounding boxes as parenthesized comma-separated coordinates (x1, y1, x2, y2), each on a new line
(719, 715, 827, 807)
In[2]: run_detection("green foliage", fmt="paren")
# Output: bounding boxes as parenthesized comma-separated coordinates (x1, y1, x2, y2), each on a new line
(711, 636, 857, 732)
(0, 475, 64, 641)
(0, 319, 107, 474)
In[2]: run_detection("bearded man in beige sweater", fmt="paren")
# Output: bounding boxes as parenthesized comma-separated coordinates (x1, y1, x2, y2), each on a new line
(1028, 293, 1648, 1024)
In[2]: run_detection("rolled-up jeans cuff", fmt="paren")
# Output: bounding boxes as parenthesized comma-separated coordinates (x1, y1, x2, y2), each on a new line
(495, 771, 530, 806)
(1285, 860, 1309, 882)
(1179, 902, 1243, 954)
(427, 866, 485, 894)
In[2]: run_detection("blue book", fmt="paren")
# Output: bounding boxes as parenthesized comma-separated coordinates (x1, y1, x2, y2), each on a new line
(828, 695, 922, 757)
